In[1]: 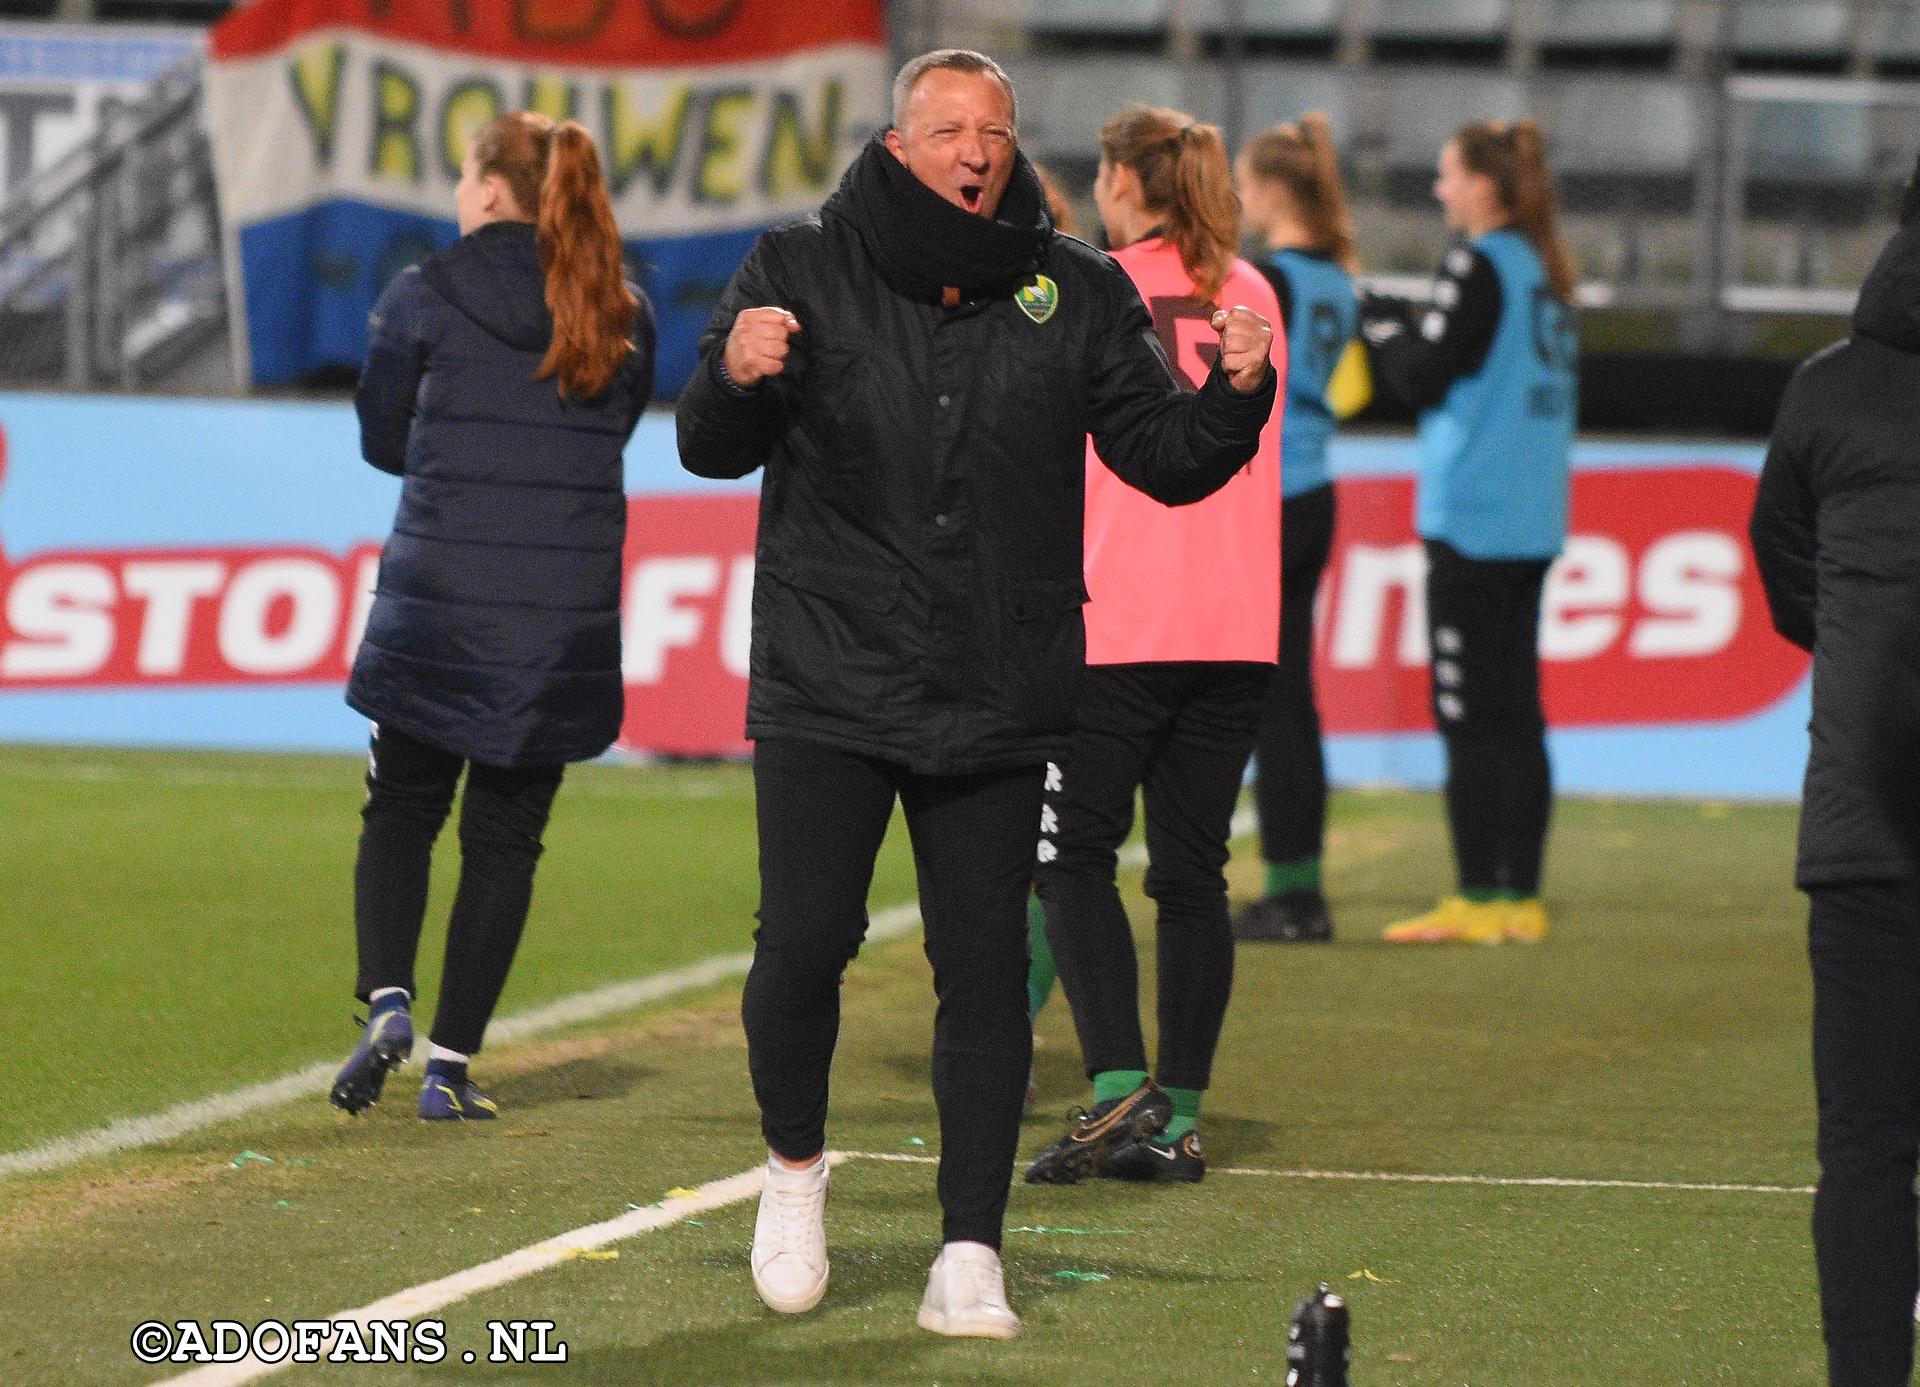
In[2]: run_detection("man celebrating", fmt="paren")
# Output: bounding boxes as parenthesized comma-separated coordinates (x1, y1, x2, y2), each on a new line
(678, 49, 1275, 1338)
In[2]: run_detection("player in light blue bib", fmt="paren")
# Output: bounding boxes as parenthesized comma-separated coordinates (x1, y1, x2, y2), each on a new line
(1360, 119, 1578, 946)
(1231, 111, 1362, 945)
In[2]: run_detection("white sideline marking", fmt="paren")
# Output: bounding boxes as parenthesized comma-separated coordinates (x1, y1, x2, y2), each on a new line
(1211, 1166, 1815, 1195)
(841, 1151, 1815, 1195)
(0, 811, 1234, 1182)
(151, 1143, 1814, 1385)
(0, 907, 903, 1181)
(153, 1157, 802, 1386)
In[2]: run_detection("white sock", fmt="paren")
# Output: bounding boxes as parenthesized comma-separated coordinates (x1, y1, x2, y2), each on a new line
(428, 1044, 469, 1065)
(369, 987, 408, 1006)
(768, 1151, 825, 1175)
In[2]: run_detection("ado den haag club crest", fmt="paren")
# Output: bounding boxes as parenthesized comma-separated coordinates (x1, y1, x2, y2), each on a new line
(1015, 274, 1059, 324)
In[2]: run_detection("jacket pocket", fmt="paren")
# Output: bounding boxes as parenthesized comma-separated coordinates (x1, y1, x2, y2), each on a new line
(1000, 576, 1089, 732)
(757, 560, 905, 717)
(768, 559, 901, 614)
(792, 346, 874, 472)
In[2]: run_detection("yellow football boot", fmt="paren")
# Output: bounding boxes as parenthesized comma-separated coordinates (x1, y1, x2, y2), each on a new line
(1382, 895, 1508, 945)
(1504, 898, 1550, 942)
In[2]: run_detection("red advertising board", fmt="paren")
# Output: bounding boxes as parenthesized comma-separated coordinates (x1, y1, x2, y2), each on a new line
(0, 411, 1808, 758)
(1318, 466, 1809, 734)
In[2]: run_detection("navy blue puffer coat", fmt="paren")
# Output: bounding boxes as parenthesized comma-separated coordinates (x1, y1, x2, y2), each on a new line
(348, 220, 656, 767)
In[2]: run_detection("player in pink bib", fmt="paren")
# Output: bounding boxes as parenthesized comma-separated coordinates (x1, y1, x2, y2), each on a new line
(1026, 106, 1284, 1186)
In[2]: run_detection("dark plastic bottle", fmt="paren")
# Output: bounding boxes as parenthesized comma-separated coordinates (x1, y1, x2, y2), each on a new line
(1285, 1282, 1351, 1386)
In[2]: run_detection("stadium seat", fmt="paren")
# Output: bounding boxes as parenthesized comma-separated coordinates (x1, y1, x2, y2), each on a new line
(1539, 0, 1679, 52)
(1187, 0, 1343, 42)
(999, 55, 1187, 159)
(1020, 0, 1170, 36)
(1729, 0, 1850, 63)
(1242, 64, 1353, 141)
(1547, 78, 1697, 177)
(1380, 71, 1525, 171)
(1873, 5, 1920, 68)
(1745, 99, 1872, 184)
(1370, 0, 1511, 44)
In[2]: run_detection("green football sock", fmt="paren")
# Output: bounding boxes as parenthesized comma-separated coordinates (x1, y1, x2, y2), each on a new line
(1092, 1069, 1149, 1105)
(1159, 1085, 1203, 1142)
(1265, 857, 1322, 896)
(1461, 887, 1504, 904)
(1025, 893, 1056, 1021)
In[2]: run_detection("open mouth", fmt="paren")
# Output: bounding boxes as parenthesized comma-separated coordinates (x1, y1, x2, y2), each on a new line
(959, 184, 984, 213)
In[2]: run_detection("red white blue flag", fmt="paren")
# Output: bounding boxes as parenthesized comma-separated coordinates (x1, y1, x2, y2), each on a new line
(205, 0, 889, 390)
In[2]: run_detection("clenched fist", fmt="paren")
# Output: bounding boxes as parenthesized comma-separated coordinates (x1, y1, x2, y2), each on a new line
(723, 306, 802, 389)
(1210, 305, 1274, 394)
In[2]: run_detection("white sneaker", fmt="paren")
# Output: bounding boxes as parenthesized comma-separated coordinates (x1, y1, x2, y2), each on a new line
(916, 1240, 1021, 1339)
(750, 1154, 829, 1313)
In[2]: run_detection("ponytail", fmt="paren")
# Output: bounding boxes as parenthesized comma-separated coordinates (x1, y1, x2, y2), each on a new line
(537, 120, 638, 399)
(1239, 110, 1359, 272)
(469, 111, 637, 400)
(1454, 118, 1577, 303)
(1099, 106, 1240, 302)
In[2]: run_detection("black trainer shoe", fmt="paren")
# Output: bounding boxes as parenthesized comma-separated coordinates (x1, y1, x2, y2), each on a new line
(328, 1005, 414, 1115)
(1232, 890, 1334, 943)
(1023, 1082, 1172, 1185)
(418, 1072, 499, 1121)
(1099, 1129, 1207, 1183)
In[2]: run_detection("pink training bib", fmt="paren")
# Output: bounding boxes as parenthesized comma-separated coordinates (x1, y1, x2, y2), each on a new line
(1082, 239, 1285, 666)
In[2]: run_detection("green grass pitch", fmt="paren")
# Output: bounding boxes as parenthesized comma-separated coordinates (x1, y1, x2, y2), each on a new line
(0, 744, 1823, 1383)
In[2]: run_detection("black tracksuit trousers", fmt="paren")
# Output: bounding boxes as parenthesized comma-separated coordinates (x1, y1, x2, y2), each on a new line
(1809, 879, 1920, 1387)
(744, 737, 1043, 1250)
(1034, 662, 1269, 1091)
(1425, 540, 1554, 897)
(1253, 482, 1337, 867)
(352, 724, 564, 1056)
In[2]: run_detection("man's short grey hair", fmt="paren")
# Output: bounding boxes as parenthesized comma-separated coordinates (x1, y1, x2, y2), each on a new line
(891, 49, 1018, 130)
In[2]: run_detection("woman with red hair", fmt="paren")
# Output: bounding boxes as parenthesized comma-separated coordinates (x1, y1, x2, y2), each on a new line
(330, 112, 655, 1122)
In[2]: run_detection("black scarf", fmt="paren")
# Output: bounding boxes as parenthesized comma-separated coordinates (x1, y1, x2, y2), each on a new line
(828, 133, 1052, 304)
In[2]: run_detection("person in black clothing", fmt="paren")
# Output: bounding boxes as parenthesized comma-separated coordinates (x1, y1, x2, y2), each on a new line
(1750, 161, 1920, 1387)
(675, 49, 1276, 1337)
(330, 112, 655, 1122)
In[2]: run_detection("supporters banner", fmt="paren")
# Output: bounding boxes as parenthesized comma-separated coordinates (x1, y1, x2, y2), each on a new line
(0, 394, 1811, 796)
(203, 0, 889, 390)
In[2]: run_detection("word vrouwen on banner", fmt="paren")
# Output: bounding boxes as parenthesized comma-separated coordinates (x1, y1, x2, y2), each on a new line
(204, 0, 888, 389)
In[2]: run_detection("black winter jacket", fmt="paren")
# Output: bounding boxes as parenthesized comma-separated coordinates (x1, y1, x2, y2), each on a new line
(349, 220, 657, 768)
(676, 139, 1277, 775)
(1751, 221, 1920, 886)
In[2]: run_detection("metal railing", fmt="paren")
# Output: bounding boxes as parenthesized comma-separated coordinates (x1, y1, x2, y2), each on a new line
(0, 52, 227, 389)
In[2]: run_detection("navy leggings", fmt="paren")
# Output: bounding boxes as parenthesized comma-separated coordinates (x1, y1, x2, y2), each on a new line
(352, 724, 563, 1056)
